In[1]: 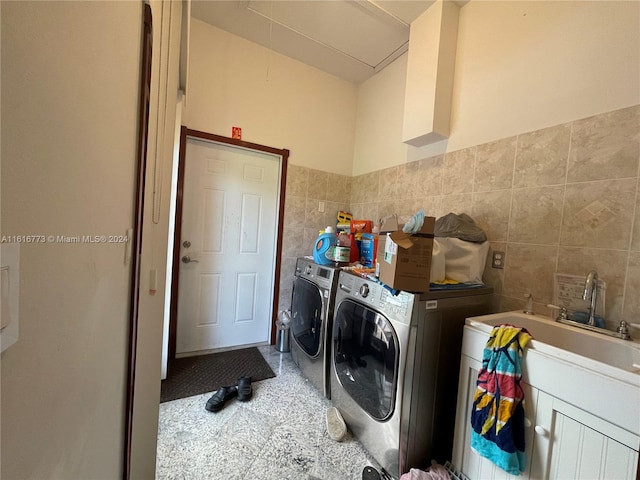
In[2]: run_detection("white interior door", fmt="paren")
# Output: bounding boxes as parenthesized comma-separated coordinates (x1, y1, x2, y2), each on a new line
(176, 137, 281, 354)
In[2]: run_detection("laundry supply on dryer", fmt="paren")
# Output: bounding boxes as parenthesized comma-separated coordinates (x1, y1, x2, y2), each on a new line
(375, 214, 435, 293)
(313, 230, 337, 266)
(434, 237, 489, 284)
(348, 220, 372, 264)
(429, 238, 445, 282)
(432, 213, 489, 284)
(359, 233, 377, 267)
(402, 209, 425, 234)
(333, 231, 351, 265)
(435, 212, 487, 242)
(350, 219, 372, 235)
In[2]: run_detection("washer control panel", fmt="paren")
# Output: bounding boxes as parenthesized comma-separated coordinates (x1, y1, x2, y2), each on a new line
(337, 271, 415, 325)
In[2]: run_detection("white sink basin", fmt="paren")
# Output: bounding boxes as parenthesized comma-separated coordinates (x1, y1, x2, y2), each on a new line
(464, 310, 640, 437)
(466, 311, 640, 377)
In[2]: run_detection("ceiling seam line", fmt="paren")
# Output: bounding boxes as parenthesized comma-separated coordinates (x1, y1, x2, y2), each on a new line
(246, 6, 377, 70)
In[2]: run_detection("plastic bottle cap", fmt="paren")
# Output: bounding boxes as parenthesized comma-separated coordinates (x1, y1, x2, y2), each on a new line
(325, 226, 335, 234)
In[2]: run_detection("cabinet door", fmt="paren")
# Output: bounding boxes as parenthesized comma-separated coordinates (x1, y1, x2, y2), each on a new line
(452, 355, 538, 480)
(531, 391, 639, 480)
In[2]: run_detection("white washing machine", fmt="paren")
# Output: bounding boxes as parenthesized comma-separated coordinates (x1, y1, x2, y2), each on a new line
(330, 270, 493, 478)
(290, 257, 340, 398)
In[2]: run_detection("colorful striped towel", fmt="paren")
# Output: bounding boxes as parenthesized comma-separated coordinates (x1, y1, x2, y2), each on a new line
(470, 324, 532, 475)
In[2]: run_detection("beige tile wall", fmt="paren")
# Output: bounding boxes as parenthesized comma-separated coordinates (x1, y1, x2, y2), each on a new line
(278, 165, 351, 311)
(349, 105, 640, 329)
(278, 105, 640, 335)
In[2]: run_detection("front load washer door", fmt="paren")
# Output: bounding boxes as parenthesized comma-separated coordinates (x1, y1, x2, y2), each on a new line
(333, 299, 398, 421)
(291, 277, 324, 357)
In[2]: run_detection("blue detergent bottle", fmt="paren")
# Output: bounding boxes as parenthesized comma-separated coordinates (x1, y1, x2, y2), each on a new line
(313, 231, 337, 266)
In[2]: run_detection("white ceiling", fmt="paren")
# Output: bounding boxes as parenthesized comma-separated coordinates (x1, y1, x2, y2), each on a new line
(191, 0, 436, 84)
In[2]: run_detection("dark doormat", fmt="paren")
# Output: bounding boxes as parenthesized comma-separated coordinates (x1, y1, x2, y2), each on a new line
(160, 347, 276, 403)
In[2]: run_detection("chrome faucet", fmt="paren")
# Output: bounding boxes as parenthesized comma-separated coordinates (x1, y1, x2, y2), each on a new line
(583, 270, 598, 327)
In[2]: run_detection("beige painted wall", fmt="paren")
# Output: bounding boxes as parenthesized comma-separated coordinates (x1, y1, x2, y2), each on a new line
(1, 2, 141, 478)
(183, 19, 358, 177)
(353, 0, 640, 175)
(353, 54, 410, 175)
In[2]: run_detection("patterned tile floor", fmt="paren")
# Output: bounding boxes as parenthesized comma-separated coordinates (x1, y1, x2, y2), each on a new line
(156, 345, 380, 479)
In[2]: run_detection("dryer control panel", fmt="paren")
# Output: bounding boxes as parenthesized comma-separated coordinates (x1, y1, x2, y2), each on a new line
(337, 271, 416, 325)
(295, 257, 339, 291)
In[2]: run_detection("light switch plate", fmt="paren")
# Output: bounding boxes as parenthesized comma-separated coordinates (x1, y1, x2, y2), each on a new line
(1, 243, 20, 353)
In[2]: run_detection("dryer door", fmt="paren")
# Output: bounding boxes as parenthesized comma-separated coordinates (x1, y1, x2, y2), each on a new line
(333, 298, 398, 421)
(291, 276, 325, 357)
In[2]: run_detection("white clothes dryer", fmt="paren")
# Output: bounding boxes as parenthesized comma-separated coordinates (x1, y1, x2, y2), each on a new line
(290, 257, 340, 398)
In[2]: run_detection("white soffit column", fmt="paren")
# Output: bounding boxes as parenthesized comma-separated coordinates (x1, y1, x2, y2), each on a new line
(402, 0, 459, 147)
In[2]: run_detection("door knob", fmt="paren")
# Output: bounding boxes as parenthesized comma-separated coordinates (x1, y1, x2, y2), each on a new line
(534, 425, 548, 437)
(181, 255, 198, 264)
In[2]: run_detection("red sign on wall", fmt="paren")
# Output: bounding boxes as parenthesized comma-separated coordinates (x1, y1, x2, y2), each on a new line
(232, 126, 242, 140)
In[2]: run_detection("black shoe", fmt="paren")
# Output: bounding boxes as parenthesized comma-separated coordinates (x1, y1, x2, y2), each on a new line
(205, 386, 237, 412)
(362, 466, 381, 480)
(236, 376, 252, 402)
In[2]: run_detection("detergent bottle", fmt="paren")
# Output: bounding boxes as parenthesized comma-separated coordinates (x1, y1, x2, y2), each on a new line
(313, 227, 337, 266)
(333, 231, 351, 266)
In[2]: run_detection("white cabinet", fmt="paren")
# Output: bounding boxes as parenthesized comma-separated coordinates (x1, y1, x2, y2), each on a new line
(453, 354, 539, 480)
(532, 392, 638, 480)
(453, 351, 639, 480)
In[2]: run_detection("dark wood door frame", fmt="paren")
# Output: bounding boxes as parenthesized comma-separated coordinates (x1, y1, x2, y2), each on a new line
(169, 127, 289, 360)
(124, 3, 152, 479)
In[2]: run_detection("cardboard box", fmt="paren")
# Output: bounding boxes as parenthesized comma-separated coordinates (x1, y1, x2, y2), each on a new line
(376, 216, 435, 292)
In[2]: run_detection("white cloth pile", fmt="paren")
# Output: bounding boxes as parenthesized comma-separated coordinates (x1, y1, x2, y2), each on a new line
(431, 212, 489, 284)
(399, 461, 451, 480)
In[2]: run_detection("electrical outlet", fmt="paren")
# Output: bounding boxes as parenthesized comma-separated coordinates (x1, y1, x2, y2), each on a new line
(318, 201, 325, 213)
(492, 251, 505, 269)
